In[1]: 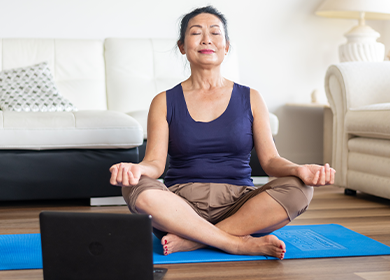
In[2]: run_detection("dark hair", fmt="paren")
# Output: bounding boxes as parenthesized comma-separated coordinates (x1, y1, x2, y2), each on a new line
(178, 6, 230, 47)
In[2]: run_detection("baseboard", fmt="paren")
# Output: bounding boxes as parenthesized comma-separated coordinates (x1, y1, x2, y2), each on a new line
(251, 176, 269, 185)
(90, 196, 127, 206)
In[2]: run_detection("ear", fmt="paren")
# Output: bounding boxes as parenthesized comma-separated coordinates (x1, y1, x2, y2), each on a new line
(177, 40, 186, 55)
(225, 41, 230, 55)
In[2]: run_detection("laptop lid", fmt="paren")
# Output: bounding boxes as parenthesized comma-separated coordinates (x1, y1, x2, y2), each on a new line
(39, 211, 155, 280)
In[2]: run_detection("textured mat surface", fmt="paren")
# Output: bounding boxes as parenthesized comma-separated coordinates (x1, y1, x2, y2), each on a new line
(0, 233, 42, 270)
(2, 224, 390, 270)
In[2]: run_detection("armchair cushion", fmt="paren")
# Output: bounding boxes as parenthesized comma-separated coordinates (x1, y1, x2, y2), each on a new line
(348, 137, 390, 199)
(346, 103, 390, 140)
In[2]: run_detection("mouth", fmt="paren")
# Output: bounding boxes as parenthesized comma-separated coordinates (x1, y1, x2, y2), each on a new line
(199, 49, 215, 54)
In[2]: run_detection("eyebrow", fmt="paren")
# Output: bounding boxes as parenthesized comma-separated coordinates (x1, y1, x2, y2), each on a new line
(189, 24, 221, 30)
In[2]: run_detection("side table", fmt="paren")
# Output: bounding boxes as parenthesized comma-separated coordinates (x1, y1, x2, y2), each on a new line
(285, 103, 333, 165)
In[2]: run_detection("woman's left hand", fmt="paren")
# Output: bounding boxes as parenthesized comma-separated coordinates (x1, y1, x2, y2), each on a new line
(296, 163, 336, 187)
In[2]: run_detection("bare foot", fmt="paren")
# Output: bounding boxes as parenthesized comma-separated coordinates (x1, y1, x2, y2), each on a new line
(161, 233, 206, 255)
(236, 235, 286, 259)
(161, 233, 285, 259)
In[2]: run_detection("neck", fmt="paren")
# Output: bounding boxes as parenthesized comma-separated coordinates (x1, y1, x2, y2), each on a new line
(187, 65, 226, 90)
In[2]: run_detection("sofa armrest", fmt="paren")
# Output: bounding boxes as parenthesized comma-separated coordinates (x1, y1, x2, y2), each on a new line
(269, 112, 279, 136)
(127, 110, 148, 139)
(324, 62, 390, 187)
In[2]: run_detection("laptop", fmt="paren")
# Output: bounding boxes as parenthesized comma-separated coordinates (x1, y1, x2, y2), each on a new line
(39, 211, 167, 280)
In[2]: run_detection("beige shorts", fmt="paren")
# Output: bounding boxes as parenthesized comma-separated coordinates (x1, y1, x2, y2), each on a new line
(122, 176, 313, 224)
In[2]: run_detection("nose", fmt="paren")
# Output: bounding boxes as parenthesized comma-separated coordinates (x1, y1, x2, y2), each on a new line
(201, 34, 211, 45)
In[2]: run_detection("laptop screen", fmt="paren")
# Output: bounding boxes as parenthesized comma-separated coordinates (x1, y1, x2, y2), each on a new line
(40, 211, 156, 280)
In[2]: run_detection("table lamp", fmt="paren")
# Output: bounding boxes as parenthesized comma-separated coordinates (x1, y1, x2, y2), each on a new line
(316, 0, 390, 62)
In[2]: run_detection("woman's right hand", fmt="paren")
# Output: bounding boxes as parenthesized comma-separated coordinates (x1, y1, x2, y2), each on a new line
(109, 163, 141, 187)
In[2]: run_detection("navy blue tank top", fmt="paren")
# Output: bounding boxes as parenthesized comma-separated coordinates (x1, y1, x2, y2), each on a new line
(164, 83, 254, 187)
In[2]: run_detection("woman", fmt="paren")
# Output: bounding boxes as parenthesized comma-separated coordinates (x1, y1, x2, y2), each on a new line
(110, 6, 335, 260)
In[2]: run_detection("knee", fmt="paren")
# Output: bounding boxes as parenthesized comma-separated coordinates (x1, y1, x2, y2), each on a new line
(134, 189, 156, 212)
(289, 176, 314, 204)
(287, 177, 313, 219)
(267, 176, 314, 221)
(122, 176, 167, 213)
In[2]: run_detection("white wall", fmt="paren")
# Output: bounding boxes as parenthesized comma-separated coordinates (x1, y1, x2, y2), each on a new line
(1, 0, 389, 164)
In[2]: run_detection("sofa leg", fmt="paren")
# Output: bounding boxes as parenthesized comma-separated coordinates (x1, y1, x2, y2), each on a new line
(344, 188, 357, 196)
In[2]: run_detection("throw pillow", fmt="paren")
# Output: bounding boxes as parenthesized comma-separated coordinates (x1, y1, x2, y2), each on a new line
(0, 61, 77, 112)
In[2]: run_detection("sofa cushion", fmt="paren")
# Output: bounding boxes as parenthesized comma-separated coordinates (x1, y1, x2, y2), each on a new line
(0, 110, 143, 150)
(0, 62, 77, 112)
(345, 103, 390, 140)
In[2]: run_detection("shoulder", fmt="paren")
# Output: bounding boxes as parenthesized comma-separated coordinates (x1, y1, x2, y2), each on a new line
(248, 88, 269, 119)
(249, 88, 263, 103)
(149, 91, 167, 120)
(151, 91, 166, 107)
(150, 82, 183, 121)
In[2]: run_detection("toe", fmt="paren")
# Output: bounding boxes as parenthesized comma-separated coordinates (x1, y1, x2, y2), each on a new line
(279, 240, 286, 251)
(161, 236, 169, 246)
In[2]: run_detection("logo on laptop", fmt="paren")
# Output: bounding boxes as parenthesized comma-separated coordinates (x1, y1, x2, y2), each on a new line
(89, 242, 104, 256)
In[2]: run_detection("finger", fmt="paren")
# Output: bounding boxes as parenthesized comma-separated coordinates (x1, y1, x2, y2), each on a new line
(325, 163, 331, 184)
(320, 166, 326, 185)
(116, 163, 124, 184)
(330, 168, 336, 185)
(109, 164, 117, 173)
(128, 170, 139, 186)
(122, 167, 130, 186)
(312, 170, 320, 186)
(109, 166, 119, 185)
(132, 166, 141, 183)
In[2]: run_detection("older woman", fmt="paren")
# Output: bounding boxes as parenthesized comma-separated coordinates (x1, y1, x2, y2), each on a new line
(110, 6, 335, 260)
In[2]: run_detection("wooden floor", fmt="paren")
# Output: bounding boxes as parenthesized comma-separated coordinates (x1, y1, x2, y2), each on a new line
(1, 185, 390, 280)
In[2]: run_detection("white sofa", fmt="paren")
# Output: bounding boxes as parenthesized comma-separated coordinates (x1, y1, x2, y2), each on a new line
(0, 38, 279, 202)
(325, 62, 390, 199)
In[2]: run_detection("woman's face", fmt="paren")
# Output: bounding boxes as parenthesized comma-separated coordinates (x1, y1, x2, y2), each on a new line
(179, 13, 229, 68)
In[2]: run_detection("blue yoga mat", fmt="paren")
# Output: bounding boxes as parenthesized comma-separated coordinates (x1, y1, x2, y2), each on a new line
(153, 224, 390, 263)
(1, 224, 390, 270)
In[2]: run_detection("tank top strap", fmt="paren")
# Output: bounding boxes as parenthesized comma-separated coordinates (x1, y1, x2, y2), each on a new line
(166, 83, 186, 125)
(229, 83, 253, 122)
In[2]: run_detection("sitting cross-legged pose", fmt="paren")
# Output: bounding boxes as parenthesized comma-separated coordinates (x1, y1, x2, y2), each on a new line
(110, 6, 335, 260)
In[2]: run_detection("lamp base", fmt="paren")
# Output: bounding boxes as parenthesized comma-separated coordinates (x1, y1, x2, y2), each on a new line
(339, 42, 385, 62)
(339, 23, 385, 62)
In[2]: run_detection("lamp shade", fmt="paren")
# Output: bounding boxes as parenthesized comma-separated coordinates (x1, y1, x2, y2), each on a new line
(316, 0, 390, 20)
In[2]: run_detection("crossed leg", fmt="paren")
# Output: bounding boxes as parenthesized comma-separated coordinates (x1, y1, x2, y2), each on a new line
(134, 188, 289, 259)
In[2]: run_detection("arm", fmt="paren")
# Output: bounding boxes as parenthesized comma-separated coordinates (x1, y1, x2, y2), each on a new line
(110, 92, 169, 186)
(250, 89, 335, 186)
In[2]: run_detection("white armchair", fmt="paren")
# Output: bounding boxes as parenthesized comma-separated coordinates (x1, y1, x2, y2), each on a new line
(325, 62, 390, 199)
